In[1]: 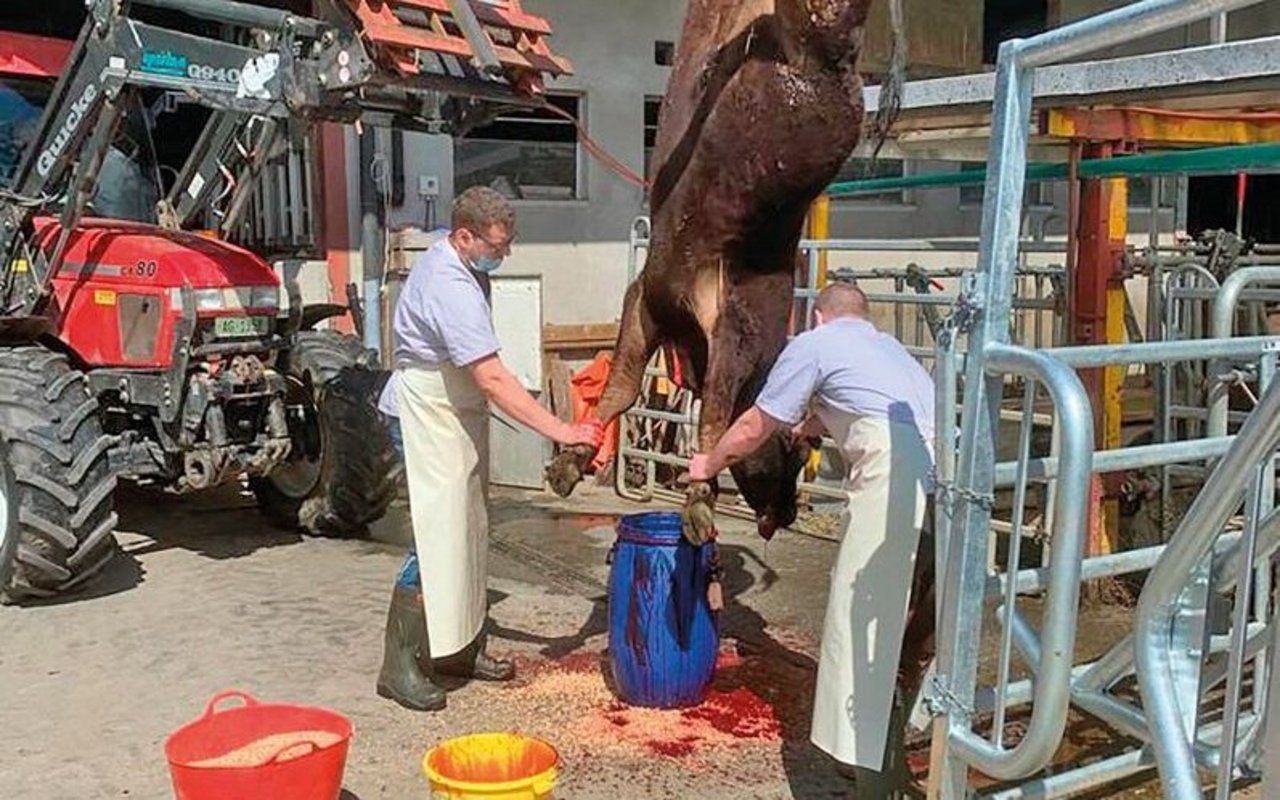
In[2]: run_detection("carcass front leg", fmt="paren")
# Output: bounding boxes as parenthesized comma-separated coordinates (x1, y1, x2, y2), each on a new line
(683, 376, 743, 545)
(546, 280, 658, 497)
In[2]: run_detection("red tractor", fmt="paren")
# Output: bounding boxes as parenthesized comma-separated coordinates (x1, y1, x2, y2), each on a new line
(0, 0, 569, 599)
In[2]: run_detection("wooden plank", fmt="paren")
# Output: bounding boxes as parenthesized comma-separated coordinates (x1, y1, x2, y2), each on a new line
(357, 21, 481, 59)
(357, 20, 564, 73)
(546, 357, 575, 423)
(861, 0, 982, 75)
(542, 322, 620, 350)
(347, 0, 571, 75)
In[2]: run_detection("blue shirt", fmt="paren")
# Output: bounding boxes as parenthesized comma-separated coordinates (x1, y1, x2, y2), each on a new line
(377, 237, 499, 416)
(755, 317, 935, 443)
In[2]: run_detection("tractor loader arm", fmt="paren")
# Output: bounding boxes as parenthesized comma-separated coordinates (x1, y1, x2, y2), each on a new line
(1, 0, 572, 313)
(0, 0, 368, 314)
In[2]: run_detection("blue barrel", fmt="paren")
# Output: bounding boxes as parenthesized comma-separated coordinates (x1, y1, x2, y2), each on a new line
(607, 512, 720, 708)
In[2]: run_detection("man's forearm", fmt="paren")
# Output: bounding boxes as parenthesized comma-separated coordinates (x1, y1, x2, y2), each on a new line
(488, 373, 566, 441)
(472, 360, 567, 441)
(703, 407, 779, 475)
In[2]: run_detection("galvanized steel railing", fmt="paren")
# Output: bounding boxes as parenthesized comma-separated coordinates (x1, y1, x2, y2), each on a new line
(615, 3, 1280, 796)
(616, 230, 1067, 532)
(930, 2, 1276, 799)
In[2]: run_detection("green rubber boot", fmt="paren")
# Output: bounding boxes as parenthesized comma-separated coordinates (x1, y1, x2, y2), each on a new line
(436, 630, 516, 682)
(376, 584, 447, 712)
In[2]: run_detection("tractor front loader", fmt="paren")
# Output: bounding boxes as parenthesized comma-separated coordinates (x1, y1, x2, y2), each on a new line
(0, 0, 570, 600)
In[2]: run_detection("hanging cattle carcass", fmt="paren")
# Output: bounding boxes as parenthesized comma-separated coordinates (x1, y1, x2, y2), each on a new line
(547, 0, 903, 544)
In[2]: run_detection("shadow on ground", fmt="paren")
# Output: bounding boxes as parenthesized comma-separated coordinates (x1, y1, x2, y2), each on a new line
(10, 544, 146, 608)
(13, 484, 300, 608)
(117, 484, 306, 561)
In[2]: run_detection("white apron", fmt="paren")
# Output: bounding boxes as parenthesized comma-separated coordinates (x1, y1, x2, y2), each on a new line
(397, 363, 490, 658)
(810, 409, 933, 770)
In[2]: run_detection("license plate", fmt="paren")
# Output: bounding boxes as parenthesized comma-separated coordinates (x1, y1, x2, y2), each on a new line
(214, 316, 271, 338)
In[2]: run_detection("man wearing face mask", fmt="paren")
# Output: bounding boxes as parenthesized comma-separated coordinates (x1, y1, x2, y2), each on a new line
(375, 187, 603, 712)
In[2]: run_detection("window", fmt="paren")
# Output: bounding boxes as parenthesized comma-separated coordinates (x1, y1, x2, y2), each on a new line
(0, 77, 50, 188)
(958, 162, 986, 207)
(958, 161, 1053, 208)
(1129, 177, 1176, 209)
(644, 96, 662, 181)
(983, 0, 1049, 66)
(454, 94, 582, 201)
(242, 131, 320, 255)
(832, 157, 908, 204)
(654, 41, 675, 66)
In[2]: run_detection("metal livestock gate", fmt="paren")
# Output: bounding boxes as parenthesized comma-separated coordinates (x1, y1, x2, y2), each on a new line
(615, 1, 1280, 796)
(907, 2, 1280, 798)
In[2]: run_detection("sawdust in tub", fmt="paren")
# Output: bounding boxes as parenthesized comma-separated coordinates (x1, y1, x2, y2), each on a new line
(188, 730, 343, 768)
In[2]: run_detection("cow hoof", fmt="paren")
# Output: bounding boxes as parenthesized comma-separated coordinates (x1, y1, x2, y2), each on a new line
(545, 445, 594, 498)
(755, 513, 779, 541)
(682, 482, 717, 545)
(545, 454, 582, 497)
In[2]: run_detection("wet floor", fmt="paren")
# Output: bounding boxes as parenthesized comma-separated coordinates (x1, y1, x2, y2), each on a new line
(0, 481, 1263, 798)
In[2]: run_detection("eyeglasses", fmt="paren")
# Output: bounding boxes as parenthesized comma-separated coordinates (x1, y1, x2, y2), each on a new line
(467, 229, 515, 252)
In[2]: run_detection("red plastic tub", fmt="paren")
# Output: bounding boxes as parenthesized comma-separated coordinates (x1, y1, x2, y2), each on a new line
(165, 690, 352, 800)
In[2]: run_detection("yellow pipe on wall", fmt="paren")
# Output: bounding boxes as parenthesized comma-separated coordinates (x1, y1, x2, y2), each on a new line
(1101, 177, 1128, 555)
(804, 194, 832, 483)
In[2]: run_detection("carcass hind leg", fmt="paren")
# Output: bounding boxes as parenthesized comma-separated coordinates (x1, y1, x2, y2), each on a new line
(683, 325, 754, 546)
(683, 272, 792, 545)
(546, 280, 659, 497)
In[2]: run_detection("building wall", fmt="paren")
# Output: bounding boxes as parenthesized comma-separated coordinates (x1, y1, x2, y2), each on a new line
(360, 0, 1279, 329)
(380, 0, 685, 327)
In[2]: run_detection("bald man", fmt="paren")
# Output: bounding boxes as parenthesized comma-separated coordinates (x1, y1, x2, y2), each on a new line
(689, 281, 935, 796)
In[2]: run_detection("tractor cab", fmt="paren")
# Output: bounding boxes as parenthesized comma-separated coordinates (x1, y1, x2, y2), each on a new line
(1, 30, 282, 376)
(0, 33, 159, 221)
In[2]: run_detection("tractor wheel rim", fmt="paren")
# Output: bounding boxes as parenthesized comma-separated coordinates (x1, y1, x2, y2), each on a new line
(270, 455, 322, 499)
(269, 375, 324, 499)
(0, 478, 10, 562)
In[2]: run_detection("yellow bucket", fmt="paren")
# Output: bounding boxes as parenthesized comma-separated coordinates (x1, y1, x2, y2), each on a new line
(423, 733, 559, 799)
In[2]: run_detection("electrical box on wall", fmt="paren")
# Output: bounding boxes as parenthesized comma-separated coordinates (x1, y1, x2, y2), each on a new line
(418, 175, 441, 197)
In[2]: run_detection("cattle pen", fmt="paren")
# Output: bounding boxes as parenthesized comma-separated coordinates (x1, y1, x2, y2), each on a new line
(615, 1, 1280, 797)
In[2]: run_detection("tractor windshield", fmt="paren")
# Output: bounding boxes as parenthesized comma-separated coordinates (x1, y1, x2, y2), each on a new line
(0, 76, 44, 188)
(0, 75, 160, 223)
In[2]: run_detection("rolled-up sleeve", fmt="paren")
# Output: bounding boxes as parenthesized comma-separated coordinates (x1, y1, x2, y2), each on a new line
(755, 335, 821, 425)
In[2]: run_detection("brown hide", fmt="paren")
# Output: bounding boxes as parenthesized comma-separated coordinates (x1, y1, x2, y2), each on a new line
(547, 0, 876, 540)
(642, 0, 872, 536)
(546, 4, 934, 762)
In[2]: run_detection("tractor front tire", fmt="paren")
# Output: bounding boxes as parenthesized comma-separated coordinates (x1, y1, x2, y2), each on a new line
(0, 346, 118, 603)
(252, 330, 396, 536)
(0, 439, 20, 595)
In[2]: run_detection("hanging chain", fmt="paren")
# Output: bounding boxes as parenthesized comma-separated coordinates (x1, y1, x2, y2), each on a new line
(934, 479, 996, 513)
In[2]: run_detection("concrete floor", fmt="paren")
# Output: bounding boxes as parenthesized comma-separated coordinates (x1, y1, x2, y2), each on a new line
(0, 482, 852, 799)
(0, 481, 1263, 798)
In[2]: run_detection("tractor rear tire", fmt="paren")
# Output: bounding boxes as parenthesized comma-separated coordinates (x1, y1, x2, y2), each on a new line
(252, 330, 396, 536)
(0, 346, 118, 602)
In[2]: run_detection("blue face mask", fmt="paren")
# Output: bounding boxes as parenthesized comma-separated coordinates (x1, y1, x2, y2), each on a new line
(472, 255, 503, 274)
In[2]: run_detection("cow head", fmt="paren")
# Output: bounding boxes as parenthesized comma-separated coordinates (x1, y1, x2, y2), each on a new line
(729, 429, 811, 540)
